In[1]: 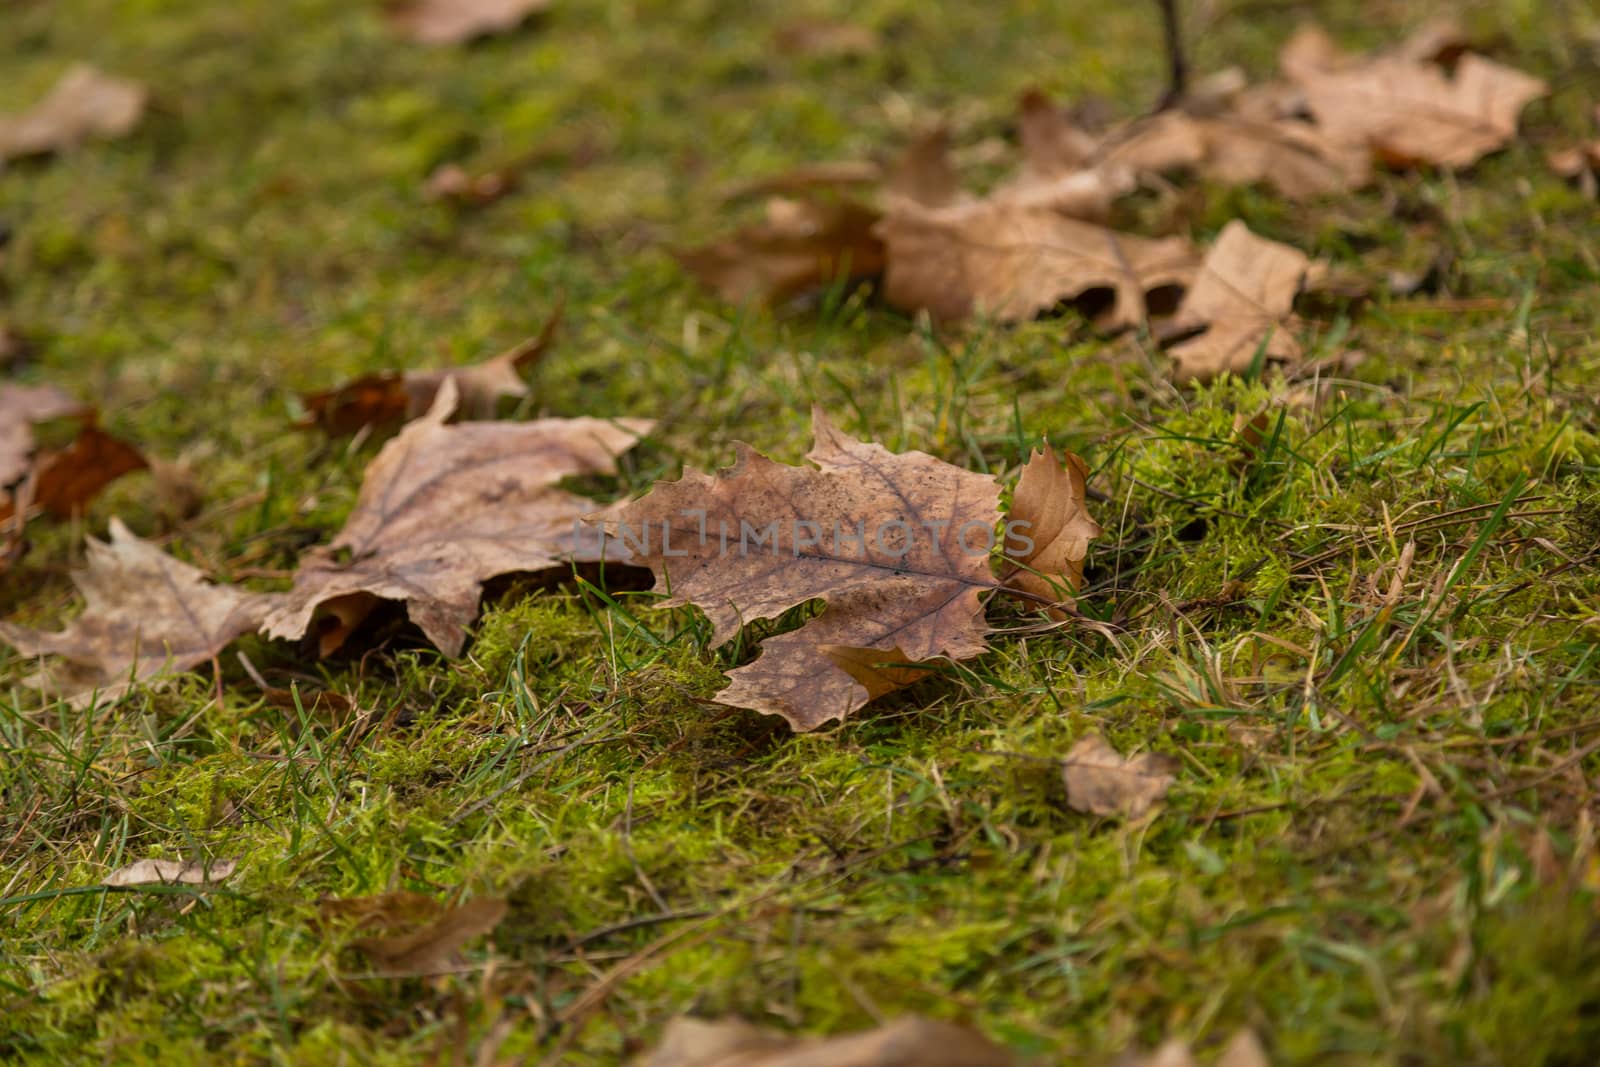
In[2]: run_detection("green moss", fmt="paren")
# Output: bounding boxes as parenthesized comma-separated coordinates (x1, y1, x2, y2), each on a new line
(5, 0, 1600, 1062)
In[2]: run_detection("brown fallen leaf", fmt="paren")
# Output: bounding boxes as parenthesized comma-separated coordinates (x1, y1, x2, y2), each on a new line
(879, 199, 1196, 329)
(265, 379, 651, 656)
(631, 1015, 1016, 1067)
(1003, 445, 1102, 617)
(613, 408, 1002, 731)
(1290, 49, 1546, 169)
(422, 161, 515, 205)
(1062, 733, 1177, 819)
(385, 0, 550, 45)
(676, 197, 887, 306)
(299, 305, 561, 435)
(771, 20, 880, 60)
(684, 101, 1134, 309)
(1076, 89, 1366, 201)
(103, 856, 237, 888)
(28, 421, 148, 518)
(0, 64, 146, 162)
(345, 895, 507, 977)
(984, 90, 1135, 219)
(0, 519, 275, 705)
(1165, 220, 1309, 381)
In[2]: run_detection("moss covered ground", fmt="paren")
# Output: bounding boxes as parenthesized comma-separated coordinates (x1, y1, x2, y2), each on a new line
(4, 0, 1600, 1063)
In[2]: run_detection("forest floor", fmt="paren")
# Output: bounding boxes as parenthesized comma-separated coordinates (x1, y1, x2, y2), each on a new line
(3, 0, 1600, 1063)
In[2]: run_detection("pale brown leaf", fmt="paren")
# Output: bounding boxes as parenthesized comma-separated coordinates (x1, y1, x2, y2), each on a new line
(1292, 52, 1546, 169)
(771, 20, 880, 60)
(1166, 221, 1309, 381)
(676, 197, 886, 306)
(265, 380, 651, 656)
(0, 519, 272, 705)
(993, 90, 1133, 219)
(1003, 445, 1101, 617)
(0, 65, 146, 162)
(1062, 734, 1176, 819)
(299, 305, 561, 435)
(879, 199, 1196, 329)
(632, 1015, 1016, 1067)
(347, 895, 508, 977)
(1, 383, 79, 487)
(104, 856, 237, 888)
(386, 0, 550, 45)
(613, 408, 1001, 731)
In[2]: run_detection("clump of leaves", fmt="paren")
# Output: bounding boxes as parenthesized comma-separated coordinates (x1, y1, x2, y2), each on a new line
(0, 64, 145, 161)
(0, 519, 270, 705)
(266, 379, 652, 656)
(614, 411, 1096, 730)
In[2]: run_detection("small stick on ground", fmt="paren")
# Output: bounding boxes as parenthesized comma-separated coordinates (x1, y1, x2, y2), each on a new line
(1155, 0, 1188, 110)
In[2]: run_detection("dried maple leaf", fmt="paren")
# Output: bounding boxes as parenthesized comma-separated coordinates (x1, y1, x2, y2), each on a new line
(0, 519, 274, 706)
(613, 409, 1001, 731)
(1166, 221, 1309, 381)
(1061, 87, 1366, 201)
(1003, 445, 1101, 617)
(386, 0, 550, 45)
(299, 305, 561, 435)
(264, 380, 651, 657)
(0, 65, 146, 162)
(1288, 43, 1546, 169)
(632, 1015, 1016, 1067)
(103, 857, 237, 888)
(676, 197, 887, 306)
(345, 895, 508, 977)
(878, 199, 1195, 329)
(1062, 734, 1177, 819)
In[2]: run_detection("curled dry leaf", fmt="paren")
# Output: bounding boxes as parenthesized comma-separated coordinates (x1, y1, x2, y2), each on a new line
(1165, 221, 1309, 381)
(613, 408, 1001, 731)
(683, 98, 1137, 310)
(336, 894, 508, 977)
(632, 1015, 1016, 1067)
(0, 519, 275, 705)
(265, 380, 651, 656)
(1003, 445, 1101, 617)
(1285, 33, 1546, 169)
(26, 422, 149, 518)
(675, 197, 886, 306)
(0, 64, 146, 162)
(1062, 734, 1177, 819)
(299, 305, 561, 435)
(386, 0, 550, 45)
(879, 200, 1195, 329)
(103, 856, 237, 888)
(2, 386, 147, 562)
